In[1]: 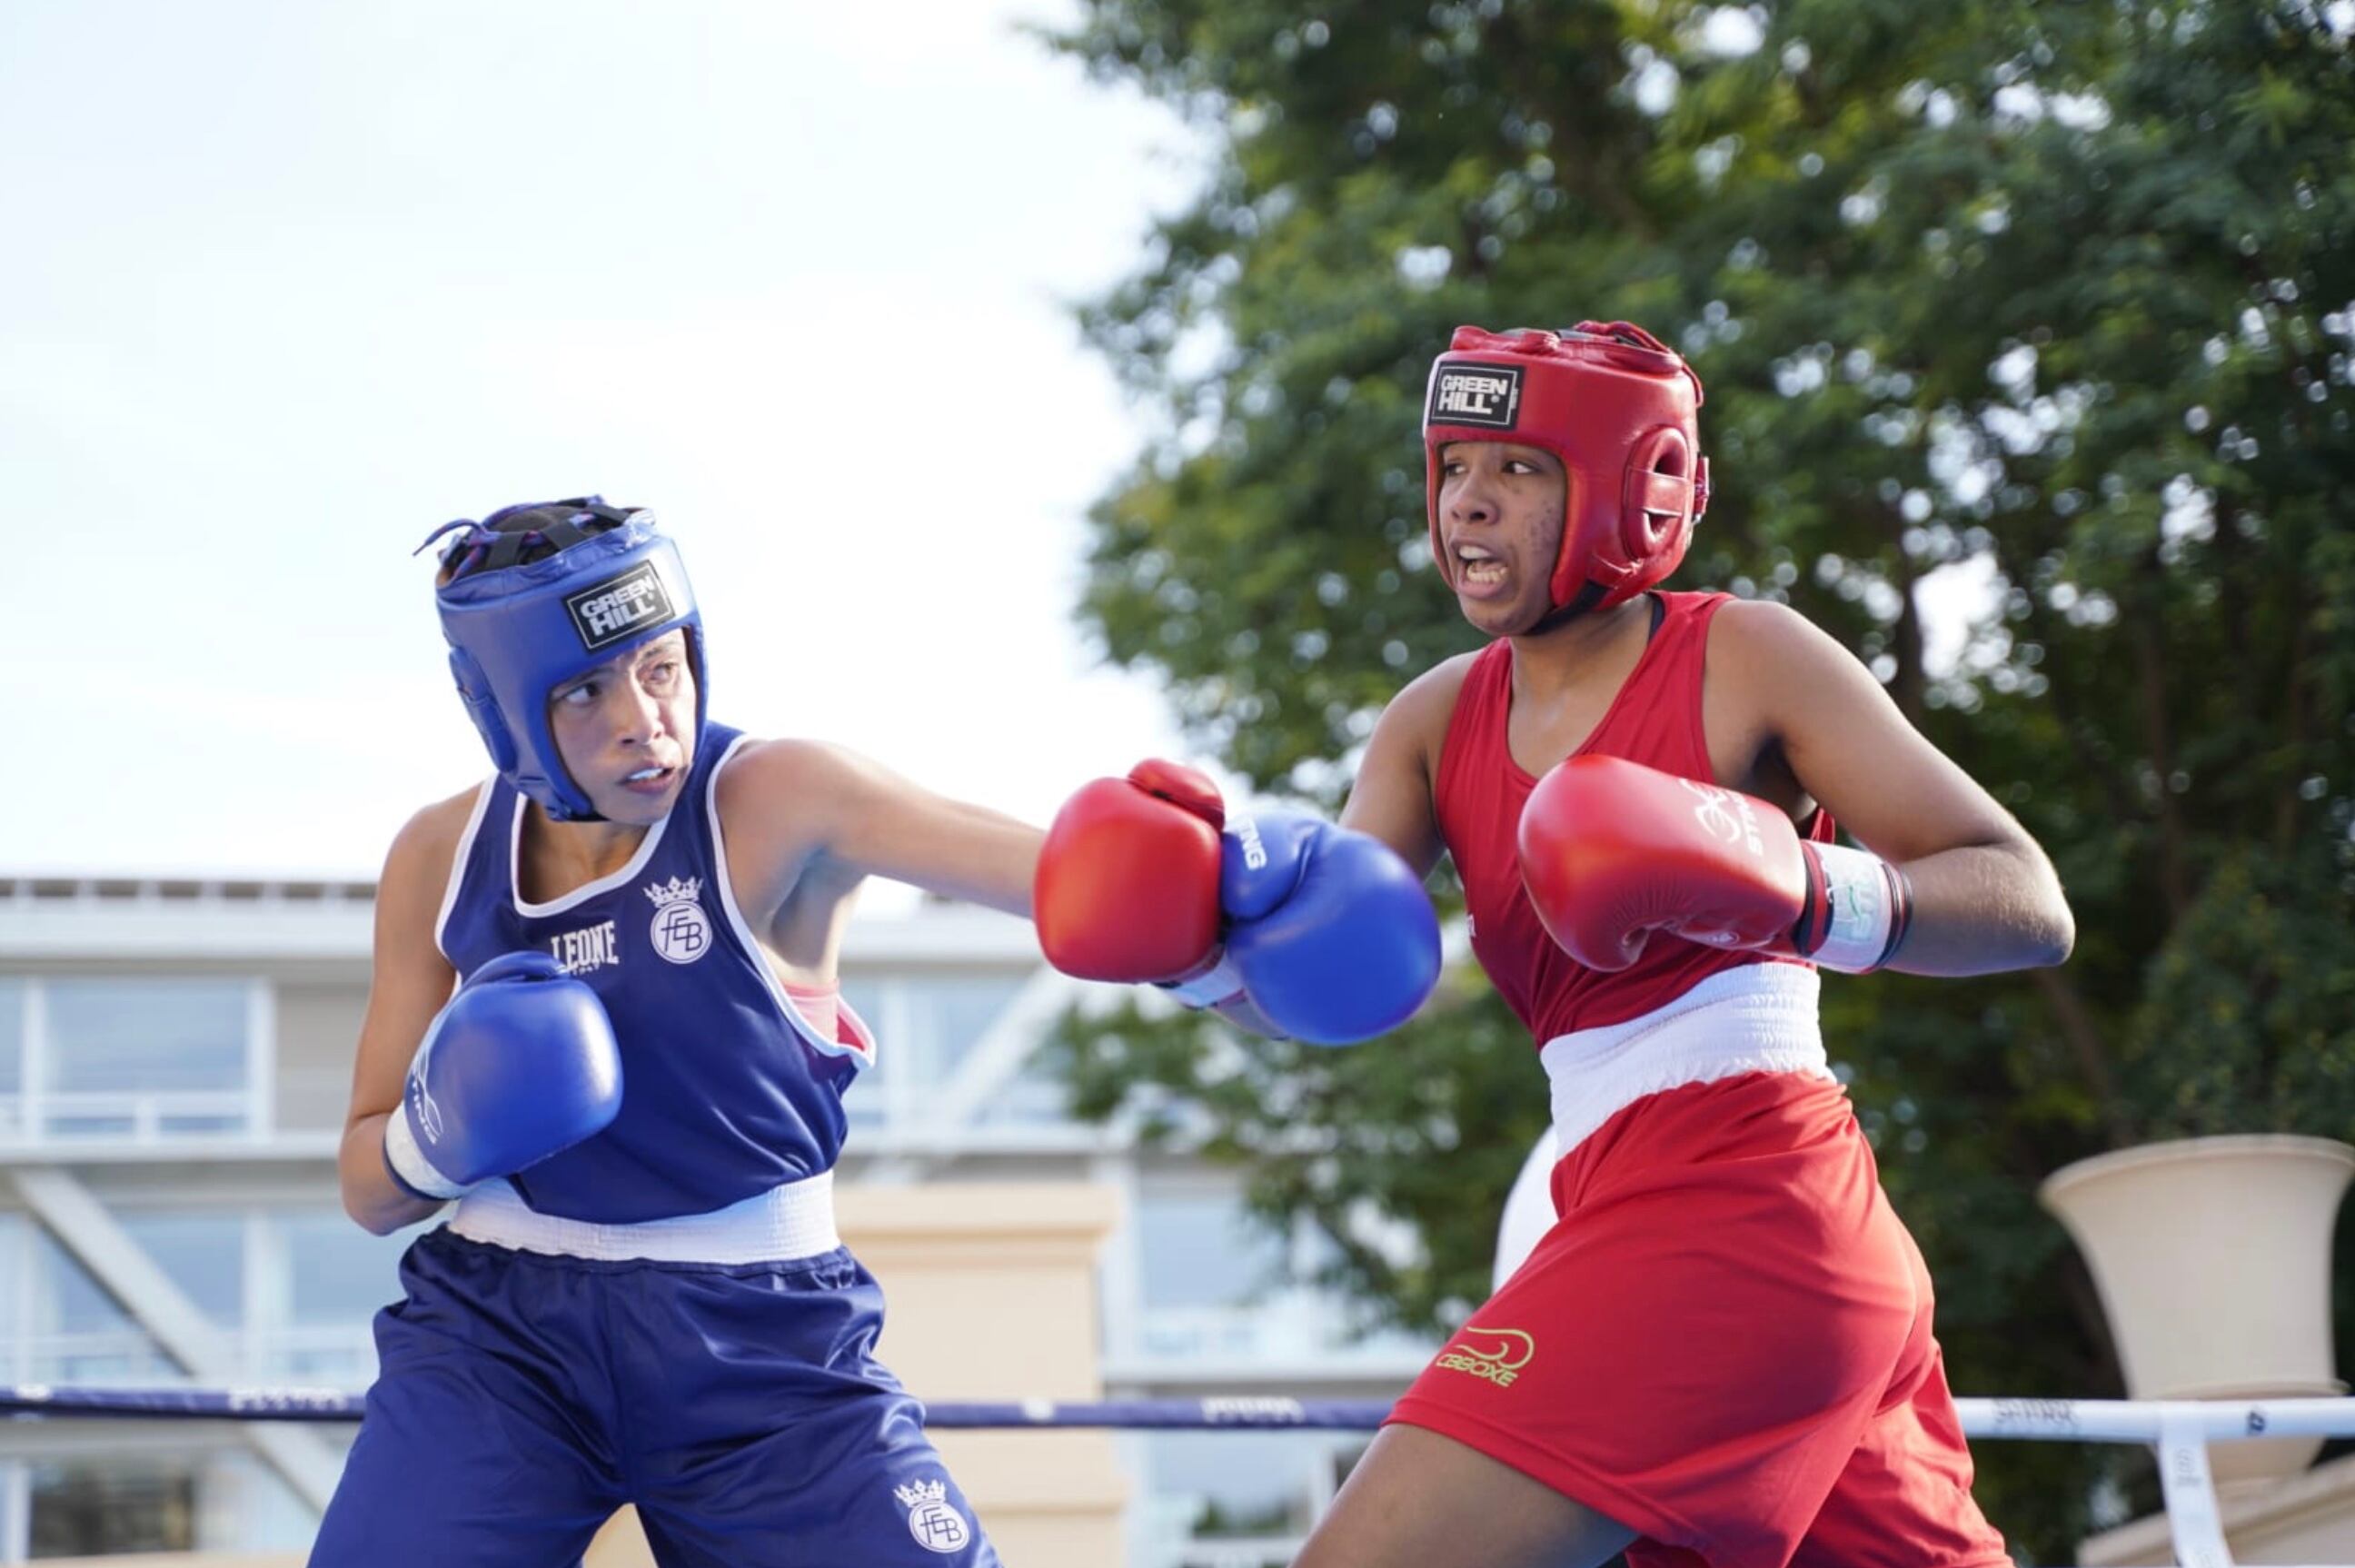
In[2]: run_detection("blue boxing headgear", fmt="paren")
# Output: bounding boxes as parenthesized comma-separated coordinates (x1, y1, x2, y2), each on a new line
(424, 497, 706, 822)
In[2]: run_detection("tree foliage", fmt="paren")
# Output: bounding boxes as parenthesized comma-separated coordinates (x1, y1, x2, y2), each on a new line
(1044, 1, 2355, 1553)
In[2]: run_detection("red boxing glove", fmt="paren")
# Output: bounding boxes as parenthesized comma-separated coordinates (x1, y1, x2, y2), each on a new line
(1035, 759, 1225, 983)
(1518, 754, 1912, 975)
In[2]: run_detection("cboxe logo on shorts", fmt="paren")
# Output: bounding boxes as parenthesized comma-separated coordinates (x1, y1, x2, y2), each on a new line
(643, 875, 711, 966)
(1434, 1325, 1535, 1389)
(563, 562, 675, 652)
(893, 1476, 971, 1554)
(1428, 362, 1526, 430)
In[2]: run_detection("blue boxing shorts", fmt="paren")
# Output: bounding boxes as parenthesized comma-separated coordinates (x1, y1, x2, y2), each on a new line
(307, 1223, 998, 1567)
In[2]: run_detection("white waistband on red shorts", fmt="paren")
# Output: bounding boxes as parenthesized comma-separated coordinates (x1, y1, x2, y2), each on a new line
(447, 1170, 840, 1265)
(1538, 962, 1833, 1156)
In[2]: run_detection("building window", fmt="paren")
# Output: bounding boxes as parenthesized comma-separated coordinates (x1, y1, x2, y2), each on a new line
(266, 1208, 412, 1383)
(47, 978, 247, 1092)
(23, 1232, 174, 1384)
(1143, 1430, 1329, 1567)
(0, 1216, 23, 1354)
(280, 1212, 407, 1327)
(28, 1461, 197, 1557)
(5, 977, 262, 1142)
(115, 1212, 245, 1325)
(896, 975, 1028, 1086)
(843, 973, 1029, 1132)
(0, 980, 21, 1139)
(837, 979, 888, 1130)
(1137, 1191, 1287, 1312)
(969, 1052, 1071, 1126)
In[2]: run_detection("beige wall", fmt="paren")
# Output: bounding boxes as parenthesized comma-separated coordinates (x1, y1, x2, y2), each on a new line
(271, 982, 365, 1134)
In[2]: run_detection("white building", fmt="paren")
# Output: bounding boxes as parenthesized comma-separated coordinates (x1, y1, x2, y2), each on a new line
(0, 873, 1436, 1566)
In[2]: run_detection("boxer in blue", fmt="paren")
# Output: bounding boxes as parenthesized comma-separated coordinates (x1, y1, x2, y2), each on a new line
(317, 498, 1441, 1565)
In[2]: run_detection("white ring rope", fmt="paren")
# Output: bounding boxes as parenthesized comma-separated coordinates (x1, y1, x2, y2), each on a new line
(11, 1386, 2355, 1567)
(1954, 1394, 2355, 1443)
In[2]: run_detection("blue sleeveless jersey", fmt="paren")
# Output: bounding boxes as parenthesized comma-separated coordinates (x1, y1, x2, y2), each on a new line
(434, 723, 872, 1223)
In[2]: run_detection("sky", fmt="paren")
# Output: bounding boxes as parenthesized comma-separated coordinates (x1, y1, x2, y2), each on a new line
(2, 0, 1207, 888)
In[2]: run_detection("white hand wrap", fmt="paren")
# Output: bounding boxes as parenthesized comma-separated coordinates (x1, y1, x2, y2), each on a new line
(1157, 949, 1246, 1010)
(382, 1097, 470, 1202)
(1804, 842, 1913, 974)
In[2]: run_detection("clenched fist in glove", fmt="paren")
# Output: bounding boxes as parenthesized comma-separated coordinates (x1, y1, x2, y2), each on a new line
(1517, 753, 1912, 975)
(1035, 760, 1441, 1045)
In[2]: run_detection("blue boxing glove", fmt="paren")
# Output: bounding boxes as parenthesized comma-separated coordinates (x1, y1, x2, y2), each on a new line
(1166, 809, 1442, 1046)
(382, 951, 623, 1202)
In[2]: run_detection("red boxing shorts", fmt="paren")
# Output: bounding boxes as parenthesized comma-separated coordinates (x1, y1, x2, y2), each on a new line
(1387, 1071, 2010, 1568)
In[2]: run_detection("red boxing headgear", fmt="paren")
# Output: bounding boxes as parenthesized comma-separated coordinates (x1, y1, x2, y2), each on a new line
(1424, 321, 1709, 619)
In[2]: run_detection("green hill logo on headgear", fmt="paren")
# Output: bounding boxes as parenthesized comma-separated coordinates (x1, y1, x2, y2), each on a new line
(566, 563, 676, 651)
(423, 496, 707, 823)
(1429, 363, 1525, 428)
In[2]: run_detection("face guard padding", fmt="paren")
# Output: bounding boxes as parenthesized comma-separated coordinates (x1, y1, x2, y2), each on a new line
(1424, 322, 1709, 625)
(428, 498, 706, 822)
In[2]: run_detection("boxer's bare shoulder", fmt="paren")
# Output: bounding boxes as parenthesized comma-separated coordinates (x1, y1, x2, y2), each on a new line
(1704, 597, 2029, 865)
(1342, 650, 1482, 875)
(1392, 650, 1486, 746)
(710, 738, 861, 927)
(378, 785, 483, 926)
(1698, 596, 1839, 805)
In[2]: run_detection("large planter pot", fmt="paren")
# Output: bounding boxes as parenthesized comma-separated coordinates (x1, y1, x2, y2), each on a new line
(2041, 1135, 2355, 1494)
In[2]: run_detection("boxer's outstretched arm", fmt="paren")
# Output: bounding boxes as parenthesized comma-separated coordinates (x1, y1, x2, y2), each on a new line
(719, 739, 1044, 921)
(1714, 600, 2074, 976)
(340, 794, 469, 1236)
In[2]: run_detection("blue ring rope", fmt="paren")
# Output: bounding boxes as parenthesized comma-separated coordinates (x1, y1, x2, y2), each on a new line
(11, 1384, 2355, 1444)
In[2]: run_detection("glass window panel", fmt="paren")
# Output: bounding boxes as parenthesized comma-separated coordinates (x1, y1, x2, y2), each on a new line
(45, 1114, 137, 1138)
(0, 1214, 24, 1345)
(838, 984, 888, 1126)
(897, 975, 1026, 1083)
(277, 1211, 412, 1326)
(1148, 1431, 1317, 1539)
(971, 1055, 1069, 1126)
(1136, 1192, 1286, 1309)
(205, 1449, 321, 1553)
(54, 1345, 178, 1383)
(0, 978, 22, 1095)
(157, 1113, 248, 1136)
(34, 1231, 135, 1335)
(117, 1212, 244, 1325)
(29, 1461, 198, 1556)
(46, 978, 249, 1093)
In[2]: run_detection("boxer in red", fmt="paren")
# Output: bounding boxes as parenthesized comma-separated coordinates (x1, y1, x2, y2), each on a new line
(1311, 323, 2073, 1567)
(1136, 324, 2069, 1568)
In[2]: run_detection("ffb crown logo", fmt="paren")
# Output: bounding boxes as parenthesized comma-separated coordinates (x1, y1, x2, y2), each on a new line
(643, 875, 711, 967)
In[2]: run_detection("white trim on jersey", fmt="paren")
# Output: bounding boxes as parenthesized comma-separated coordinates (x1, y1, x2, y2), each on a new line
(432, 778, 499, 972)
(507, 789, 674, 919)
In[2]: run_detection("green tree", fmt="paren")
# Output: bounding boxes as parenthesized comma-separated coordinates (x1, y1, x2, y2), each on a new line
(1046, 1, 2355, 1553)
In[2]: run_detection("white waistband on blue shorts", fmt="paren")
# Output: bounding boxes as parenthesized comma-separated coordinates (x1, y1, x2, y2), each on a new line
(447, 1170, 840, 1265)
(1539, 963, 1833, 1156)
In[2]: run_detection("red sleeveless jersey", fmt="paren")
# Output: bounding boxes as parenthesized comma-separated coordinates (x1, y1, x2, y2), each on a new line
(1433, 591, 1833, 1042)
